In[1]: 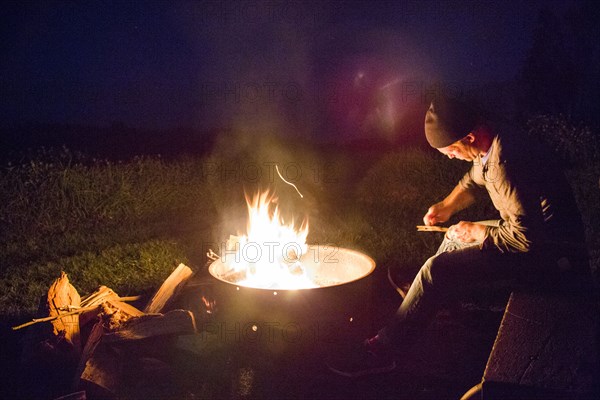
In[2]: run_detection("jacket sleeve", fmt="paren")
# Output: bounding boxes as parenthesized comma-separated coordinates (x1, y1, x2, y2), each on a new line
(458, 168, 476, 191)
(480, 159, 544, 253)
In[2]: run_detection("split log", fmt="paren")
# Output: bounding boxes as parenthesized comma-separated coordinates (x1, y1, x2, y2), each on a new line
(79, 343, 122, 398)
(79, 286, 142, 327)
(78, 310, 195, 397)
(47, 272, 81, 355)
(102, 309, 197, 343)
(105, 299, 144, 318)
(12, 294, 141, 331)
(17, 267, 199, 398)
(73, 321, 104, 390)
(99, 299, 144, 331)
(76, 297, 143, 378)
(80, 286, 118, 307)
(144, 263, 193, 314)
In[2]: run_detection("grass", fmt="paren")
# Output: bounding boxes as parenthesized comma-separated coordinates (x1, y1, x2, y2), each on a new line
(0, 147, 210, 316)
(1, 136, 599, 318)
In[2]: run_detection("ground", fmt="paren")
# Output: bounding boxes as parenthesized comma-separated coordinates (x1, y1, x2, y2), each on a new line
(0, 264, 508, 400)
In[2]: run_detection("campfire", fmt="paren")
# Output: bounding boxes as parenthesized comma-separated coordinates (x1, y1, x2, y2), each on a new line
(200, 189, 376, 348)
(214, 190, 313, 290)
(209, 190, 375, 291)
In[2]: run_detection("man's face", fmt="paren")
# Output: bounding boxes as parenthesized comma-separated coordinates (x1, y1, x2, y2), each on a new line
(437, 135, 478, 161)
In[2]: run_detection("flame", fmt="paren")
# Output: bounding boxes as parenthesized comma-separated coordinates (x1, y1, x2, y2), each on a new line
(221, 191, 315, 289)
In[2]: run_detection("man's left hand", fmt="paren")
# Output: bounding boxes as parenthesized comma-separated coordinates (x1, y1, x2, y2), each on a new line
(447, 221, 487, 243)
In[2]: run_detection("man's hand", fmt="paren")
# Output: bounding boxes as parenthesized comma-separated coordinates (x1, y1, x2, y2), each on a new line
(447, 221, 487, 243)
(423, 202, 453, 226)
(424, 184, 477, 226)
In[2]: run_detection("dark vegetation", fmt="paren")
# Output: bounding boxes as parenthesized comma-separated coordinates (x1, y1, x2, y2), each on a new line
(1, 114, 598, 319)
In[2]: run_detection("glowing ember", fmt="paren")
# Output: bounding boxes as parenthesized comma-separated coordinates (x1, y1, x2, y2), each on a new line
(220, 191, 314, 289)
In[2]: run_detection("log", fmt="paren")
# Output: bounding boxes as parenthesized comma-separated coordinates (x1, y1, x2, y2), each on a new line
(105, 299, 144, 318)
(144, 263, 193, 314)
(17, 269, 206, 400)
(102, 310, 197, 343)
(12, 295, 142, 331)
(47, 271, 81, 355)
(79, 286, 142, 327)
(80, 286, 118, 307)
(99, 299, 145, 331)
(73, 322, 105, 390)
(79, 343, 121, 398)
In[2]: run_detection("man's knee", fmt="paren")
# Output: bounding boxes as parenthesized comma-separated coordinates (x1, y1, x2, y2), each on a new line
(419, 253, 456, 287)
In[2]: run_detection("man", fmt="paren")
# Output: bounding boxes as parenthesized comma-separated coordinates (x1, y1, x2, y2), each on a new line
(328, 94, 590, 377)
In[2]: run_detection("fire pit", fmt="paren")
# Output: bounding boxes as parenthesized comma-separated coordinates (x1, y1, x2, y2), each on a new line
(206, 245, 375, 348)
(209, 245, 375, 290)
(185, 191, 377, 349)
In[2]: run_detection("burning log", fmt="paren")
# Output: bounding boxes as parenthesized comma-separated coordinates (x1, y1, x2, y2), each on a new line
(220, 269, 247, 283)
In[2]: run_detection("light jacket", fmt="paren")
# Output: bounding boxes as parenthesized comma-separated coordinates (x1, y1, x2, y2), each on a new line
(458, 127, 585, 254)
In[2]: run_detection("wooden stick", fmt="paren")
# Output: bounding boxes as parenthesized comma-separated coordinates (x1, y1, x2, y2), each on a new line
(416, 225, 449, 232)
(11, 295, 141, 331)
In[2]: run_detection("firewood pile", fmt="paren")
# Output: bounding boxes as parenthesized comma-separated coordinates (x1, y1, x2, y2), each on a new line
(15, 264, 197, 400)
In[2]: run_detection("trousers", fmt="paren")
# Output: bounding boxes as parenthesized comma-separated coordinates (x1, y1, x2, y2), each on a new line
(377, 220, 589, 348)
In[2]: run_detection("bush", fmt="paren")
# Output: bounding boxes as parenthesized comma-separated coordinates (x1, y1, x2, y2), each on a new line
(526, 114, 600, 167)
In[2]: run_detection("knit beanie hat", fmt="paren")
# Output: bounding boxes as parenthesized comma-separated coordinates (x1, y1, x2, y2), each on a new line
(424, 95, 480, 148)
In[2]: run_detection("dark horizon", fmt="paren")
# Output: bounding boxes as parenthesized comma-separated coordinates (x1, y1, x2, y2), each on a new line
(2, 1, 588, 135)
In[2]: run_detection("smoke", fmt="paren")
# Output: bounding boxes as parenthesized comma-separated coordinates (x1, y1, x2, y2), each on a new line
(172, 1, 441, 246)
(176, 1, 332, 137)
(175, 1, 440, 142)
(199, 127, 329, 250)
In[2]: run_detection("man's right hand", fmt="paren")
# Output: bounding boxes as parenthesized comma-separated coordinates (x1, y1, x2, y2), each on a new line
(423, 202, 453, 226)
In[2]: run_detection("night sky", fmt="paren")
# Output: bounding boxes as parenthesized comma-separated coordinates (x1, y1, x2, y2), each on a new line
(1, 0, 577, 134)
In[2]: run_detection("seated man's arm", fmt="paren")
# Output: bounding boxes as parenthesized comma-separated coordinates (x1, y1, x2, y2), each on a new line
(424, 180, 477, 226)
(480, 160, 545, 253)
